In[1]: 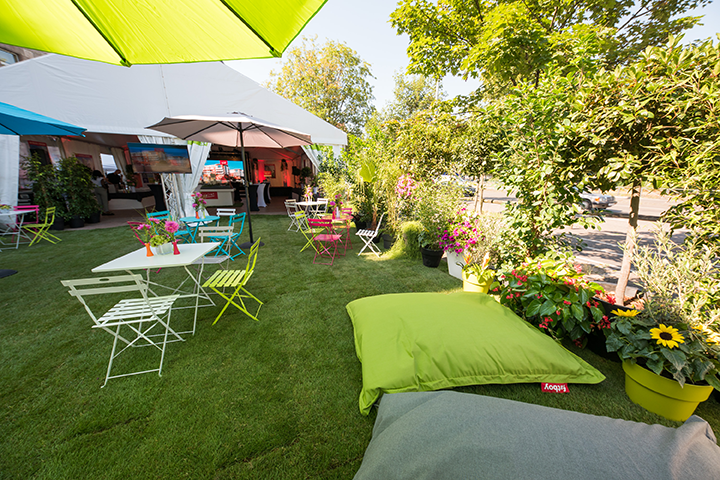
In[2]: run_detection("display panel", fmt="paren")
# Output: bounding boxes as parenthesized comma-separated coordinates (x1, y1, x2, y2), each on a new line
(127, 143, 192, 174)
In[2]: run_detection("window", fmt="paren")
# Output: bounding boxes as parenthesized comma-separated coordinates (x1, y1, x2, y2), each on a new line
(0, 49, 17, 66)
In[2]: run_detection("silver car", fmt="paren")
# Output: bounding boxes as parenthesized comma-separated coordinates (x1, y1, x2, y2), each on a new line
(580, 191, 616, 211)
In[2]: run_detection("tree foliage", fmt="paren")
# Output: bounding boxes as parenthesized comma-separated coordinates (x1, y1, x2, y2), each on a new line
(391, 0, 708, 96)
(383, 73, 442, 121)
(266, 36, 375, 136)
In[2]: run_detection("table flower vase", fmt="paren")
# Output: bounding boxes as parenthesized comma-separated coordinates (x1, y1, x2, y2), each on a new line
(172, 240, 180, 255)
(145, 243, 154, 257)
(154, 243, 173, 255)
(195, 211, 199, 219)
(446, 250, 465, 279)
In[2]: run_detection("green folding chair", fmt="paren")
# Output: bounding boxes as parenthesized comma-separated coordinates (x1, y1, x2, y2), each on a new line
(294, 211, 320, 254)
(202, 238, 263, 324)
(23, 206, 61, 246)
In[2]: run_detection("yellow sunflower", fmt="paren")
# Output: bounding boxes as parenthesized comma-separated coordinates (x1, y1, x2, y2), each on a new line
(611, 309, 640, 317)
(693, 325, 720, 345)
(650, 324, 685, 349)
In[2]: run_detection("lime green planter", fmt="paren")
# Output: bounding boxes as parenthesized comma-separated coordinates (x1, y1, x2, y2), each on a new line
(462, 270, 494, 293)
(622, 361, 713, 422)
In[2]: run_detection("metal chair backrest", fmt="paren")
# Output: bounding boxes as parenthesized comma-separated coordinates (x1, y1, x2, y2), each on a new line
(61, 274, 149, 325)
(147, 210, 170, 221)
(229, 212, 246, 234)
(242, 237, 261, 284)
(284, 199, 299, 215)
(198, 226, 234, 242)
(315, 198, 329, 215)
(42, 206, 56, 225)
(308, 218, 334, 232)
(15, 205, 39, 223)
(215, 208, 236, 225)
(372, 213, 385, 235)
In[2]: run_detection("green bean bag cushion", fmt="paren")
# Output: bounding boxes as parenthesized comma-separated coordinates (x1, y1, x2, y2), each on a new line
(346, 292, 605, 415)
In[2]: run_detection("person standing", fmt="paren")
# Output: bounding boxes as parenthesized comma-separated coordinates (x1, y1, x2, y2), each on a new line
(91, 170, 113, 215)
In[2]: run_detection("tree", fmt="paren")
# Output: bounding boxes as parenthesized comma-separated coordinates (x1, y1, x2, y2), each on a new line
(391, 0, 708, 96)
(266, 36, 375, 136)
(383, 73, 442, 121)
(565, 37, 720, 304)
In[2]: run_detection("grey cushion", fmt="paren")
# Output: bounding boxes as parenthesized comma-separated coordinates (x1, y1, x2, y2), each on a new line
(354, 391, 720, 480)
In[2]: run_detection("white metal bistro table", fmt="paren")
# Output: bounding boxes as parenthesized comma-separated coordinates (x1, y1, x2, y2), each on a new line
(92, 242, 220, 336)
(0, 209, 32, 251)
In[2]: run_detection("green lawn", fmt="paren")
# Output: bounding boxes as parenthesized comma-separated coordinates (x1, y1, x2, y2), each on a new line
(2, 215, 719, 479)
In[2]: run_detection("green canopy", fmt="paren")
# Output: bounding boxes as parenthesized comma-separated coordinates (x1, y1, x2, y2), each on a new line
(0, 0, 327, 66)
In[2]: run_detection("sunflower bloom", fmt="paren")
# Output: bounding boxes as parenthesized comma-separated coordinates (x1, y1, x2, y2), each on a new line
(693, 325, 720, 345)
(650, 324, 685, 349)
(611, 309, 640, 317)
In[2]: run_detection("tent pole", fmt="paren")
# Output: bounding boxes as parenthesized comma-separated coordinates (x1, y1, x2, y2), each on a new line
(239, 133, 263, 248)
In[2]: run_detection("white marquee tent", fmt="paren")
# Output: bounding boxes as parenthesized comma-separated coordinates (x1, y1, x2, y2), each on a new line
(0, 54, 346, 211)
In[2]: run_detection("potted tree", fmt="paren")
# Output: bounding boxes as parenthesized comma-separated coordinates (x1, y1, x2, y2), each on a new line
(57, 157, 100, 228)
(23, 153, 67, 230)
(415, 181, 459, 268)
(605, 230, 720, 421)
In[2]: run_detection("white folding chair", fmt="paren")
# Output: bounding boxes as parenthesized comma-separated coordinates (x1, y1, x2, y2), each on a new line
(285, 199, 301, 231)
(195, 226, 233, 267)
(215, 208, 236, 226)
(311, 198, 328, 218)
(356, 213, 384, 257)
(61, 274, 182, 387)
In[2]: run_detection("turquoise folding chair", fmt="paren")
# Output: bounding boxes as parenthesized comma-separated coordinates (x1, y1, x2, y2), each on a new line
(147, 210, 192, 243)
(225, 213, 246, 259)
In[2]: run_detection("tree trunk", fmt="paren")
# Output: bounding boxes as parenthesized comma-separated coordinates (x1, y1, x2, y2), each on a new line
(615, 182, 642, 305)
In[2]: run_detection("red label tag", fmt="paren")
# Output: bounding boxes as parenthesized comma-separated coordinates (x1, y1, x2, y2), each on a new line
(201, 192, 218, 200)
(219, 160, 228, 166)
(541, 383, 569, 393)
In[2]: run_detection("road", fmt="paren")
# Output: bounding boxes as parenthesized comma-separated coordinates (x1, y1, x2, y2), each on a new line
(465, 188, 686, 287)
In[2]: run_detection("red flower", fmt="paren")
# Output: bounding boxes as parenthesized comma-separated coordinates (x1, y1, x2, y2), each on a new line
(563, 300, 572, 305)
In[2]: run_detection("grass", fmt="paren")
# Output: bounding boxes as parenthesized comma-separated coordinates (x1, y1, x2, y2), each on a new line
(1, 215, 720, 479)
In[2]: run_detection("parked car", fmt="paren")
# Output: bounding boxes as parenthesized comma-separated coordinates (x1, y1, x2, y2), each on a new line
(438, 174, 477, 197)
(580, 191, 616, 211)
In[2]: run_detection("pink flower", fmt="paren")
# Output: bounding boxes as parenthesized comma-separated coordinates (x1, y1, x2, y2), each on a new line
(165, 221, 180, 234)
(563, 300, 572, 305)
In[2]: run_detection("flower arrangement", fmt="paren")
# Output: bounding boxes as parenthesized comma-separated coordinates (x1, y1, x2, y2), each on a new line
(395, 174, 417, 199)
(439, 207, 480, 254)
(329, 193, 344, 213)
(491, 251, 606, 344)
(0, 204, 12, 210)
(132, 215, 180, 247)
(605, 229, 720, 388)
(191, 191, 207, 216)
(303, 185, 313, 201)
(462, 251, 494, 281)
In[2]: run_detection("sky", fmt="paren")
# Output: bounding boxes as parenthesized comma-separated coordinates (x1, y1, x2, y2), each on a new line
(227, 0, 720, 110)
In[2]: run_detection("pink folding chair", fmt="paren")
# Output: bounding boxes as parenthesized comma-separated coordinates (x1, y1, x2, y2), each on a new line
(14, 205, 39, 225)
(307, 218, 344, 266)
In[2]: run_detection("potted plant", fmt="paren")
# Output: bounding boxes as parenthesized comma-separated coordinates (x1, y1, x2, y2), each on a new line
(461, 252, 495, 293)
(491, 251, 607, 345)
(605, 230, 720, 421)
(414, 180, 460, 268)
(57, 157, 100, 228)
(22, 153, 68, 230)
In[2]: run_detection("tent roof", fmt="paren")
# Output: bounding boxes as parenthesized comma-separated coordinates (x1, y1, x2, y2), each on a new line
(0, 54, 346, 146)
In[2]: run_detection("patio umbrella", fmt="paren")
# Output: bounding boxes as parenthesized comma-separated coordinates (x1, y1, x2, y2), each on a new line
(0, 0, 327, 67)
(0, 101, 86, 137)
(147, 112, 313, 247)
(0, 102, 86, 279)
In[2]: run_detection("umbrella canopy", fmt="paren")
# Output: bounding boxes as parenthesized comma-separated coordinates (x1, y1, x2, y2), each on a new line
(0, 0, 327, 67)
(147, 113, 313, 148)
(0, 101, 86, 136)
(147, 112, 313, 246)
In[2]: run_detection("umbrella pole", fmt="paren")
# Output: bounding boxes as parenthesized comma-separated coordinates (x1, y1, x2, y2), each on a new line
(239, 135, 264, 248)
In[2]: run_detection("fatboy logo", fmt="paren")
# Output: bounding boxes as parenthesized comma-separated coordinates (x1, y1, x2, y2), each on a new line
(541, 383, 569, 393)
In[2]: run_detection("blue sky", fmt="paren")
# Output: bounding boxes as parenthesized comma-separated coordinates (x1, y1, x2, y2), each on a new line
(227, 0, 720, 109)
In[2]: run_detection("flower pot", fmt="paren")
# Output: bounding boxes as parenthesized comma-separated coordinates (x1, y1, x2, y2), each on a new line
(354, 220, 367, 230)
(586, 330, 620, 362)
(153, 243, 173, 256)
(84, 211, 101, 224)
(50, 215, 65, 231)
(68, 215, 85, 228)
(420, 247, 444, 268)
(622, 361, 713, 422)
(462, 270, 494, 293)
(446, 250, 465, 279)
(382, 233, 394, 249)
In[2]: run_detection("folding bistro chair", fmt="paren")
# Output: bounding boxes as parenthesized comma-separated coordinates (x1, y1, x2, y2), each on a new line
(307, 218, 343, 266)
(22, 206, 61, 246)
(356, 213, 384, 257)
(225, 213, 247, 258)
(61, 274, 182, 387)
(202, 238, 263, 324)
(294, 211, 320, 254)
(284, 199, 301, 231)
(310, 198, 328, 218)
(197, 226, 234, 262)
(215, 208, 236, 226)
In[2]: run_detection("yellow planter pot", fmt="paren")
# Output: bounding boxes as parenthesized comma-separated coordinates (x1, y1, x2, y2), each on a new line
(462, 270, 494, 293)
(622, 361, 713, 422)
